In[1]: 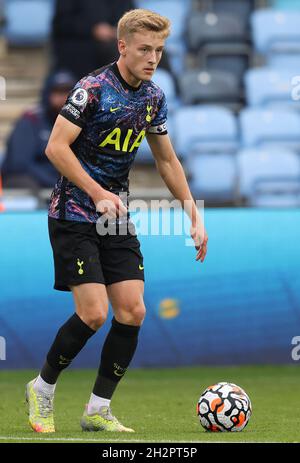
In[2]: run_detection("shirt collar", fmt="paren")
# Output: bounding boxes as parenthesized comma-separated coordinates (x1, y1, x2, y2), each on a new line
(111, 62, 143, 92)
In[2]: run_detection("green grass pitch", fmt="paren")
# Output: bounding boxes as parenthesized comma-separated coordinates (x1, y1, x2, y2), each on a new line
(0, 365, 299, 443)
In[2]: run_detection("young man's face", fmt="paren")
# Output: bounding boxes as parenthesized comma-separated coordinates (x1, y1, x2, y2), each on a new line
(119, 30, 165, 83)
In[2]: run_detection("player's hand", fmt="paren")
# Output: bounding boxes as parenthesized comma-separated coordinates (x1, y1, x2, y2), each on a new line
(93, 188, 128, 219)
(190, 224, 208, 263)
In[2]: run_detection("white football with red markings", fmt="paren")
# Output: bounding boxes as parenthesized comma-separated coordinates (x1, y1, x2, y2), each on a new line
(197, 382, 252, 432)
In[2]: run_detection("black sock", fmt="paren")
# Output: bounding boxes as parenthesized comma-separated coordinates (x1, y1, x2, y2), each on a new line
(40, 313, 96, 384)
(92, 317, 140, 399)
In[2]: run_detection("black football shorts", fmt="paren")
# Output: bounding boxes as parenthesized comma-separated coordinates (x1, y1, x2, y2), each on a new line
(48, 217, 145, 291)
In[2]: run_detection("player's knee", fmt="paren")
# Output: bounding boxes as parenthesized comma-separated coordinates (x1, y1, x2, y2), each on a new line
(84, 312, 107, 331)
(77, 305, 108, 331)
(125, 301, 146, 326)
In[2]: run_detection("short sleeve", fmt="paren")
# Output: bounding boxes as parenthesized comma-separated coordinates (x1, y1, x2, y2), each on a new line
(60, 76, 101, 128)
(147, 91, 168, 135)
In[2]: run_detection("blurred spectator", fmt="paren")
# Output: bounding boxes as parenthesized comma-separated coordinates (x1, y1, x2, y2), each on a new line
(51, 0, 135, 79)
(0, 0, 5, 26)
(1, 71, 76, 189)
(51, 0, 172, 79)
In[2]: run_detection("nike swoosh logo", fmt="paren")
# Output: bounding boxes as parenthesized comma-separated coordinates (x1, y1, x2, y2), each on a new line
(110, 107, 121, 112)
(114, 370, 125, 377)
(139, 264, 144, 270)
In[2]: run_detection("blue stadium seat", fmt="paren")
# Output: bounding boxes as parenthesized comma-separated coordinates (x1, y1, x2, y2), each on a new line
(250, 178, 300, 207)
(173, 105, 238, 159)
(187, 152, 237, 203)
(136, 0, 191, 42)
(186, 11, 247, 52)
(137, 0, 190, 74)
(186, 10, 251, 84)
(178, 69, 241, 106)
(1, 195, 39, 211)
(272, 0, 300, 10)
(239, 108, 300, 151)
(251, 9, 300, 55)
(267, 53, 300, 69)
(198, 45, 251, 85)
(136, 137, 153, 163)
(4, 0, 54, 46)
(237, 147, 300, 206)
(137, 114, 175, 164)
(211, 0, 255, 28)
(152, 68, 178, 112)
(245, 67, 299, 109)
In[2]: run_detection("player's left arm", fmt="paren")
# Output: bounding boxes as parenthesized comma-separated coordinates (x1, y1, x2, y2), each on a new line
(147, 132, 208, 262)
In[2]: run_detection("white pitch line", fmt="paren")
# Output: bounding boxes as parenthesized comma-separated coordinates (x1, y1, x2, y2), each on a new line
(0, 436, 227, 443)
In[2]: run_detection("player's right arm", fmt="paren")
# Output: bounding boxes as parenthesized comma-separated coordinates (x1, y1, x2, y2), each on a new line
(45, 115, 127, 217)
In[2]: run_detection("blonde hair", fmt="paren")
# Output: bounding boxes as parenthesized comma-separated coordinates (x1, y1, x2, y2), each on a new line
(117, 9, 171, 40)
